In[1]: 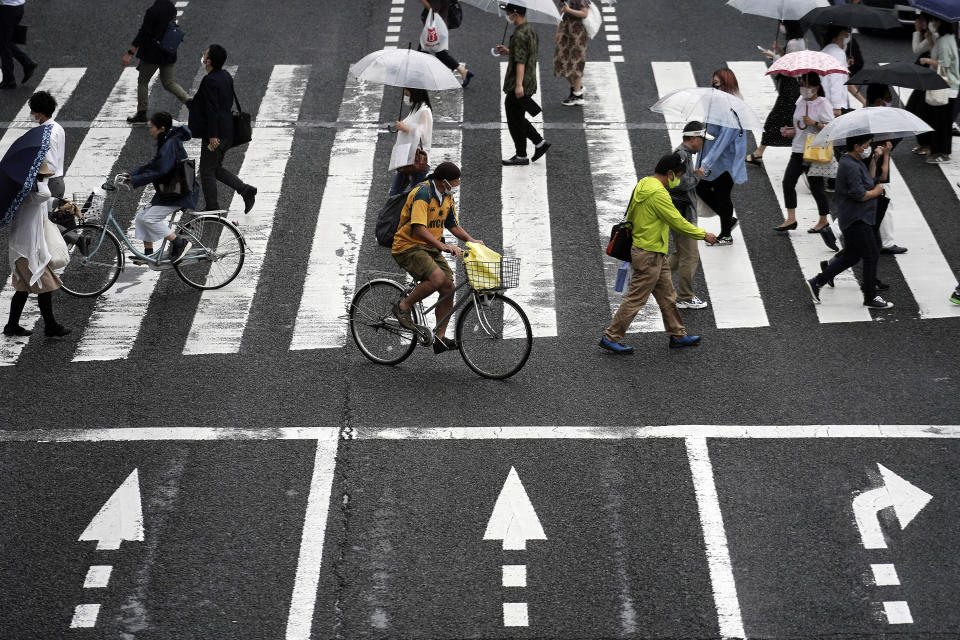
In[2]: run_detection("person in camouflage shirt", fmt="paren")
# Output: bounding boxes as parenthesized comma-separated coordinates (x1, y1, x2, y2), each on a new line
(494, 3, 551, 166)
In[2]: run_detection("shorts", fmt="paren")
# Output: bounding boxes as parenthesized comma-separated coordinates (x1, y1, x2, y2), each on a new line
(392, 246, 453, 283)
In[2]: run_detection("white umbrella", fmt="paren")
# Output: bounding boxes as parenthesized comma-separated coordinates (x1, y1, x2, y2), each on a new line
(811, 107, 932, 146)
(460, 0, 561, 25)
(726, 0, 829, 21)
(348, 48, 462, 91)
(651, 87, 762, 131)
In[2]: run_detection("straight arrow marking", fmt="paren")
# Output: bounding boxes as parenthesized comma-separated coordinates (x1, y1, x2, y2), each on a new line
(853, 464, 932, 550)
(483, 467, 546, 550)
(78, 469, 144, 551)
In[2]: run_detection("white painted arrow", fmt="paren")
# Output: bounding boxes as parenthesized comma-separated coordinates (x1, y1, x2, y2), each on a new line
(79, 469, 144, 551)
(483, 467, 546, 550)
(853, 464, 932, 550)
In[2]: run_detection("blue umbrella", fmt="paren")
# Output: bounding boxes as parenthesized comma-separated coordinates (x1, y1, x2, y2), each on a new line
(909, 0, 960, 22)
(0, 124, 51, 229)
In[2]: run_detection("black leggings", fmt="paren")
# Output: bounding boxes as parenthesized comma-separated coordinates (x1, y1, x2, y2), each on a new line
(782, 152, 829, 216)
(696, 172, 736, 237)
(6, 290, 57, 328)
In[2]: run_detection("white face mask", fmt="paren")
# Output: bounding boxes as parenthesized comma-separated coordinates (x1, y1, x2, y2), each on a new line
(443, 179, 459, 196)
(860, 147, 872, 159)
(930, 21, 941, 35)
(403, 95, 412, 106)
(801, 87, 816, 99)
(842, 36, 851, 48)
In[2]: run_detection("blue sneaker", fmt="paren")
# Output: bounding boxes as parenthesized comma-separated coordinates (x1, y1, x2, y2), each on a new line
(599, 336, 633, 354)
(669, 335, 701, 348)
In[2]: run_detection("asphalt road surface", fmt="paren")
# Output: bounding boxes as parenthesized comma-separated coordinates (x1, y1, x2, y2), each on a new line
(1, 1, 958, 638)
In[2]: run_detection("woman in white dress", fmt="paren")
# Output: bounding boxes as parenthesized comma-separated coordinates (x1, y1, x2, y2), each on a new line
(388, 88, 433, 197)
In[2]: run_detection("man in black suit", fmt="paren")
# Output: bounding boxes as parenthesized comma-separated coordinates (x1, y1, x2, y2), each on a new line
(188, 44, 256, 213)
(122, 0, 189, 124)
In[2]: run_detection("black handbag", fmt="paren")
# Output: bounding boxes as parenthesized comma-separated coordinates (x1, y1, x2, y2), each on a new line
(605, 203, 633, 262)
(231, 89, 253, 147)
(156, 158, 196, 197)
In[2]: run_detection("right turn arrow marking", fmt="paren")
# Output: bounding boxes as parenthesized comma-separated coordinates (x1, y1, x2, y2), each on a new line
(853, 464, 932, 550)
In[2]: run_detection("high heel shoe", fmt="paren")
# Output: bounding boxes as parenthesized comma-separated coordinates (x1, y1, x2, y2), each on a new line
(774, 221, 797, 231)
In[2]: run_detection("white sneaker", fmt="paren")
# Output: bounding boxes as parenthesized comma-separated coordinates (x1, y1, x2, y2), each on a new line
(676, 296, 709, 309)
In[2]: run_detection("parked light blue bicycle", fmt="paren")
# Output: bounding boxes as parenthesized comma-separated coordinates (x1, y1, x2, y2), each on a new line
(58, 174, 246, 297)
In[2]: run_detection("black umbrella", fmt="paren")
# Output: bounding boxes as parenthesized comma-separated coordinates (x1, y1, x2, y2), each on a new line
(846, 62, 949, 91)
(0, 124, 51, 229)
(800, 5, 902, 29)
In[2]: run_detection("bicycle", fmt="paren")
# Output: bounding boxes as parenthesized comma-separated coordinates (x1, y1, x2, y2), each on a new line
(349, 251, 533, 379)
(57, 174, 246, 297)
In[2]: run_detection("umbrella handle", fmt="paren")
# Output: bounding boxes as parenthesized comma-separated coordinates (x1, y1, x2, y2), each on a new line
(502, 21, 509, 45)
(731, 108, 743, 137)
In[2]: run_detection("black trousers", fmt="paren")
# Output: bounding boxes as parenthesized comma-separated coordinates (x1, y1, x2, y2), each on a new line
(504, 93, 543, 157)
(782, 152, 829, 216)
(917, 97, 955, 155)
(814, 220, 879, 301)
(199, 136, 248, 210)
(696, 171, 736, 237)
(0, 4, 32, 83)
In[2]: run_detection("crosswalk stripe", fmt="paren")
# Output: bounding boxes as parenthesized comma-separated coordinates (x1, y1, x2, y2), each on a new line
(499, 62, 557, 338)
(583, 61, 664, 333)
(0, 68, 145, 366)
(183, 64, 311, 355)
(73, 66, 238, 362)
(653, 61, 770, 329)
(0, 68, 86, 158)
(732, 60, 874, 323)
(289, 77, 384, 351)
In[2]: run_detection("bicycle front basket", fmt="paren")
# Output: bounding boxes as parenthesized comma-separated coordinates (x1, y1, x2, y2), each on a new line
(464, 257, 520, 291)
(73, 192, 105, 222)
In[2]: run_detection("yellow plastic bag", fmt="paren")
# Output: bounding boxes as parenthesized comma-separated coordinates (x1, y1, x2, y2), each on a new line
(802, 134, 833, 164)
(463, 242, 502, 290)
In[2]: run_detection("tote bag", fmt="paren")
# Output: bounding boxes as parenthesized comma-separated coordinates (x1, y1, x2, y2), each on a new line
(420, 10, 449, 54)
(802, 134, 833, 164)
(43, 214, 70, 271)
(583, 2, 602, 39)
(926, 64, 952, 106)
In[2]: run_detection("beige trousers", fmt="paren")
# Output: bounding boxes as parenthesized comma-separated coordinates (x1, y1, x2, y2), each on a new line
(668, 230, 700, 302)
(605, 246, 686, 341)
(137, 62, 189, 113)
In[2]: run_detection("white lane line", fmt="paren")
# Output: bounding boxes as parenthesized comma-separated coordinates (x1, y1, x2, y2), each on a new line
(73, 66, 237, 363)
(883, 601, 913, 624)
(685, 437, 746, 640)
(500, 62, 557, 337)
(83, 565, 113, 589)
(69, 604, 100, 629)
(502, 564, 527, 587)
(289, 77, 383, 350)
(0, 68, 145, 367)
(653, 61, 769, 329)
(583, 61, 663, 332)
(731, 61, 873, 324)
(503, 602, 529, 627)
(4, 424, 959, 442)
(183, 64, 311, 355)
(0, 67, 86, 157)
(870, 563, 900, 586)
(285, 429, 340, 640)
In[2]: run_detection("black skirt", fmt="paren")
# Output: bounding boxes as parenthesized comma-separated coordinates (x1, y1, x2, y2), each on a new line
(761, 76, 800, 147)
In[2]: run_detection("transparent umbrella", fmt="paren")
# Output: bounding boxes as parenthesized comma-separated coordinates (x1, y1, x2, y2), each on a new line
(651, 87, 762, 131)
(725, 0, 829, 22)
(460, 0, 561, 25)
(348, 48, 463, 91)
(811, 107, 932, 146)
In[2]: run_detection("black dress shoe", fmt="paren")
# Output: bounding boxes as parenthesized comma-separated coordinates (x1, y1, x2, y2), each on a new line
(774, 221, 797, 231)
(242, 186, 257, 213)
(880, 245, 907, 255)
(820, 226, 839, 251)
(126, 111, 148, 124)
(819, 260, 834, 288)
(3, 324, 32, 337)
(502, 155, 529, 166)
(44, 324, 71, 338)
(531, 142, 551, 162)
(21, 62, 37, 84)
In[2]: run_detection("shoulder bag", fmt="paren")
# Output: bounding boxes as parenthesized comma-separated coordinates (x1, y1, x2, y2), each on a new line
(605, 203, 633, 262)
(155, 158, 196, 197)
(43, 214, 70, 271)
(926, 63, 952, 107)
(231, 89, 253, 146)
(802, 133, 833, 164)
(155, 20, 185, 56)
(397, 143, 428, 175)
(583, 1, 602, 39)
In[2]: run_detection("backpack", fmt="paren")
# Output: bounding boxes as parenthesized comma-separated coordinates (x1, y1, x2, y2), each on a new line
(375, 188, 413, 247)
(155, 20, 185, 56)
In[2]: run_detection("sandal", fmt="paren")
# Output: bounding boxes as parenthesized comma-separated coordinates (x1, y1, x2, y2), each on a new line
(745, 153, 764, 166)
(912, 146, 930, 156)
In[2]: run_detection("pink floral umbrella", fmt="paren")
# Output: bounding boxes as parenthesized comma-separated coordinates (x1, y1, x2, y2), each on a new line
(766, 50, 848, 77)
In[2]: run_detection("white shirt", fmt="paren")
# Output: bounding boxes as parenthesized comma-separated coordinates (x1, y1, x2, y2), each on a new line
(388, 104, 433, 171)
(791, 96, 835, 153)
(43, 119, 66, 179)
(821, 43, 850, 110)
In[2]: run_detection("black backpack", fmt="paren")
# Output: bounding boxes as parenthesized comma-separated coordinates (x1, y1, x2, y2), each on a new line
(375, 188, 412, 247)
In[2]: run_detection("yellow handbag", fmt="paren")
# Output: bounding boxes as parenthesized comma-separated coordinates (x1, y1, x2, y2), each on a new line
(803, 133, 833, 164)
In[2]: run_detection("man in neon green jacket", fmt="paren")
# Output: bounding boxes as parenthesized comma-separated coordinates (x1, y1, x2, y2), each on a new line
(600, 153, 718, 354)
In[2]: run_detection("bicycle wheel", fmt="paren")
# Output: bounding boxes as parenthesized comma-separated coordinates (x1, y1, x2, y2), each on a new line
(456, 293, 532, 379)
(59, 224, 123, 297)
(173, 215, 245, 290)
(350, 280, 417, 366)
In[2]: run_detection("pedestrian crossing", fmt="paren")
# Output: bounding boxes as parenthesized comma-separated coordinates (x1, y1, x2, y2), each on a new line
(1, 60, 959, 367)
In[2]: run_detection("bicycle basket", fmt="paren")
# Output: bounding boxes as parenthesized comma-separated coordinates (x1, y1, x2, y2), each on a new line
(464, 257, 520, 291)
(72, 192, 105, 222)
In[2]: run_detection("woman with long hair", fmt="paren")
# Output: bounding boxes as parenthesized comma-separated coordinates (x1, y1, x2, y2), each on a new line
(388, 88, 434, 196)
(916, 18, 959, 163)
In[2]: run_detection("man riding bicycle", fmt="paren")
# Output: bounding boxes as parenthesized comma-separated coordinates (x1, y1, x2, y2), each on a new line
(392, 161, 482, 354)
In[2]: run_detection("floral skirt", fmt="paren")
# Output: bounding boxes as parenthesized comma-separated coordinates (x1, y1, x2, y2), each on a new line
(554, 19, 587, 81)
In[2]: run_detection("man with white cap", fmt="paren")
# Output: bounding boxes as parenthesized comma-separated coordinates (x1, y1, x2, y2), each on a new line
(668, 121, 713, 310)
